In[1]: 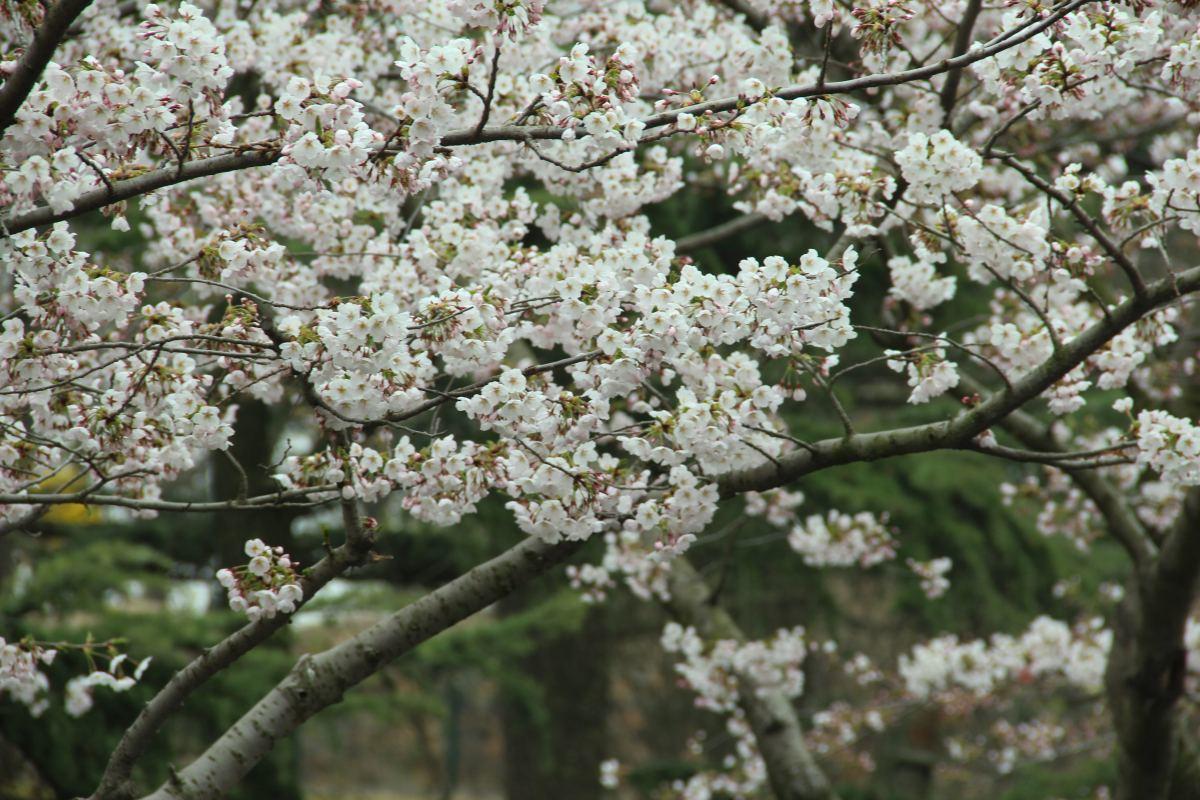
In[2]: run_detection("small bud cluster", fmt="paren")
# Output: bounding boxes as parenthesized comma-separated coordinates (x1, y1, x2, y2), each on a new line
(886, 344, 960, 405)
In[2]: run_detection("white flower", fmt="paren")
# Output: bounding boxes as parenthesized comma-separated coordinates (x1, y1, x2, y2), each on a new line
(244, 539, 269, 558)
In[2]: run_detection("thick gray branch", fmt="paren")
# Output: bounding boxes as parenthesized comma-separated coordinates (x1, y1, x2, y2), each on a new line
(137, 536, 583, 800)
(91, 502, 374, 800)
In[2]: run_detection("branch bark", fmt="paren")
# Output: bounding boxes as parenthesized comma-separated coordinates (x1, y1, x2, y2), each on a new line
(1107, 489, 1200, 800)
(135, 535, 583, 800)
(0, 0, 93, 137)
(91, 501, 375, 800)
(938, 0, 984, 125)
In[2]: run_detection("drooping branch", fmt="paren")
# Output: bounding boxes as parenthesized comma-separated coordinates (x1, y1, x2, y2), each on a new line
(135, 535, 584, 800)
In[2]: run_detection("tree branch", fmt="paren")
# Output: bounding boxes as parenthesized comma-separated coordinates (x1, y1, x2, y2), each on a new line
(136, 535, 584, 800)
(0, 0, 93, 137)
(0, 485, 338, 512)
(938, 0, 984, 126)
(675, 213, 768, 254)
(997, 153, 1149, 299)
(90, 500, 376, 800)
(3, 148, 281, 235)
(716, 262, 1200, 497)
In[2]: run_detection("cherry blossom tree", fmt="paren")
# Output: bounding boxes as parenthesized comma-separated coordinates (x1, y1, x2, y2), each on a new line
(2, 0, 1200, 798)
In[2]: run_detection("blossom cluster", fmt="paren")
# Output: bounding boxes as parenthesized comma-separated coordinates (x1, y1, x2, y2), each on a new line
(887, 244, 955, 312)
(529, 42, 642, 144)
(894, 131, 982, 204)
(276, 74, 381, 176)
(970, 6, 1164, 119)
(907, 557, 952, 599)
(0, 638, 55, 717)
(1135, 410, 1200, 486)
(1, 637, 150, 719)
(1151, 140, 1200, 235)
(886, 343, 959, 405)
(449, 0, 546, 38)
(956, 204, 1051, 284)
(899, 616, 1110, 699)
(661, 621, 808, 716)
(216, 539, 304, 620)
(787, 510, 897, 568)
